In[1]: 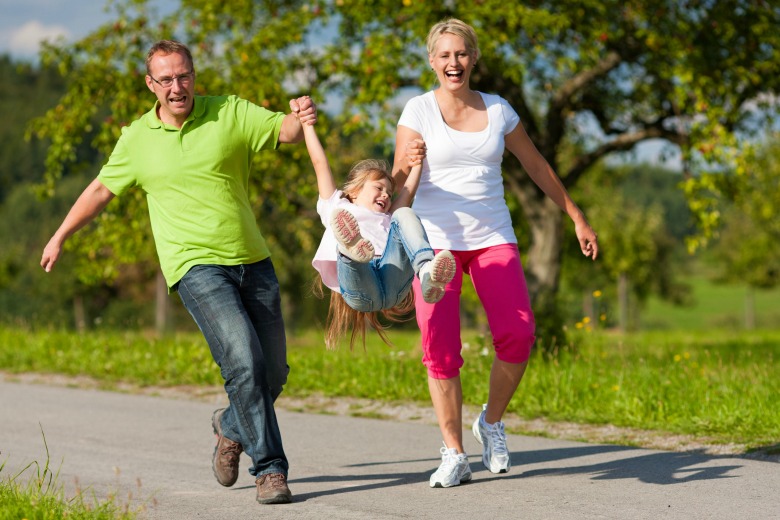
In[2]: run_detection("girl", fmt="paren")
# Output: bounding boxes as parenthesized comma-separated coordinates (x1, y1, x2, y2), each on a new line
(301, 121, 455, 350)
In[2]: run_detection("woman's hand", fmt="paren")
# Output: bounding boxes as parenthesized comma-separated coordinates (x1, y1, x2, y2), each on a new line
(406, 138, 426, 166)
(575, 220, 599, 260)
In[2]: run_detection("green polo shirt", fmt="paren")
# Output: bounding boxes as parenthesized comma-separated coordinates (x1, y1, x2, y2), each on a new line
(97, 95, 285, 288)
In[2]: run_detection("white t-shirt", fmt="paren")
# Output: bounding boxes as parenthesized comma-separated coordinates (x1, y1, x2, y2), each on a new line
(312, 189, 391, 292)
(397, 90, 520, 250)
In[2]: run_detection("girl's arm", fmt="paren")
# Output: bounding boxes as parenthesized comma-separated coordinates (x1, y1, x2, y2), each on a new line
(389, 140, 424, 212)
(302, 123, 337, 200)
(392, 126, 425, 190)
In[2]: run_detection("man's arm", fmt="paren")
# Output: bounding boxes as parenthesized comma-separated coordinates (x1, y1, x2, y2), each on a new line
(40, 178, 115, 272)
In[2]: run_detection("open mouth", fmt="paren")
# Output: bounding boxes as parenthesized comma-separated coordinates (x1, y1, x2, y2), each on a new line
(445, 70, 463, 79)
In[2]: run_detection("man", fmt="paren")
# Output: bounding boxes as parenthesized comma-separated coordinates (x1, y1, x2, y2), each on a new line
(40, 40, 316, 505)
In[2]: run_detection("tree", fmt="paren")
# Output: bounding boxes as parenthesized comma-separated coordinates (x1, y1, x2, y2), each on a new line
(0, 56, 65, 202)
(707, 137, 780, 328)
(30, 1, 780, 341)
(561, 163, 690, 332)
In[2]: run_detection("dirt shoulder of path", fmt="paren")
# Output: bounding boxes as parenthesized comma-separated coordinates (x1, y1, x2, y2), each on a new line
(4, 371, 777, 462)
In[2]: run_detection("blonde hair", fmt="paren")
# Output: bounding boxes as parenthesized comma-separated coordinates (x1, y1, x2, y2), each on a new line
(426, 18, 481, 61)
(314, 159, 413, 350)
(340, 159, 396, 202)
(146, 40, 194, 75)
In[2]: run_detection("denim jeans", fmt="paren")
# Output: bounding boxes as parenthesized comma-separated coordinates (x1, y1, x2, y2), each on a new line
(176, 259, 289, 477)
(338, 207, 434, 312)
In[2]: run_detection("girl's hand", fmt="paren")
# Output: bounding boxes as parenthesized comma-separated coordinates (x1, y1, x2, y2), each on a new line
(290, 95, 317, 125)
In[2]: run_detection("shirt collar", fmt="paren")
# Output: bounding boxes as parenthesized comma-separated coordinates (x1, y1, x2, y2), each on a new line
(145, 96, 204, 129)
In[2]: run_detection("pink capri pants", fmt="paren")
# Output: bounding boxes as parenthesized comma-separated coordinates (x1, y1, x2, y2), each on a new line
(412, 243, 536, 379)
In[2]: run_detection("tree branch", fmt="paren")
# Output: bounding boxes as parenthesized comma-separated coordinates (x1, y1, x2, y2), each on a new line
(545, 51, 622, 150)
(562, 126, 687, 189)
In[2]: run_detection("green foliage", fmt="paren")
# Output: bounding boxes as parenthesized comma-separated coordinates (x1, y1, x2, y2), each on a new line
(561, 163, 692, 329)
(0, 56, 65, 202)
(707, 137, 780, 289)
(23, 0, 780, 337)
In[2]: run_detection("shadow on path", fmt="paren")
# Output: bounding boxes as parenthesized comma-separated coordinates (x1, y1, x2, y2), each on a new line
(286, 444, 743, 501)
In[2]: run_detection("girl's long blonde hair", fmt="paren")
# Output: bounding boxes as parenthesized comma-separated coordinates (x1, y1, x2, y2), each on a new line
(313, 159, 415, 350)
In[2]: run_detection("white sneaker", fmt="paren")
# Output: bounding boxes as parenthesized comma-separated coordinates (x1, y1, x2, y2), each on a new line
(419, 250, 456, 304)
(472, 404, 511, 473)
(330, 208, 374, 262)
(429, 444, 472, 488)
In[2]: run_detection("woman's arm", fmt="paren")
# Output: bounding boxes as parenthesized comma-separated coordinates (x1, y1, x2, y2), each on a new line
(505, 122, 599, 260)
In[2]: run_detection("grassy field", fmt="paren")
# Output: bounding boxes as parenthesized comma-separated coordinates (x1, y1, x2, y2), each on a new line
(641, 275, 780, 330)
(1, 324, 777, 452)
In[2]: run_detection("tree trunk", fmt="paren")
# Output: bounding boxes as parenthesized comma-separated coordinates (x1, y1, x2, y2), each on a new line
(73, 294, 87, 333)
(511, 185, 565, 351)
(618, 272, 630, 333)
(583, 291, 595, 325)
(155, 269, 171, 336)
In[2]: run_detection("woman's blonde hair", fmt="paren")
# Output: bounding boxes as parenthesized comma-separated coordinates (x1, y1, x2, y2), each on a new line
(313, 158, 414, 350)
(426, 18, 481, 61)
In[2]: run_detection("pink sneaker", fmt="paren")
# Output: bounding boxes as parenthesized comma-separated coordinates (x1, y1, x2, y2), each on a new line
(330, 208, 374, 263)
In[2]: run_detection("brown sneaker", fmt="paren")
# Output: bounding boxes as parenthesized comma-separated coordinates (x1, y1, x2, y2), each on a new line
(255, 473, 292, 504)
(211, 408, 243, 487)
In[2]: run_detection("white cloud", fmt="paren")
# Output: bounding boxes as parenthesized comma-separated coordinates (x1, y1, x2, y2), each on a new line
(9, 20, 70, 58)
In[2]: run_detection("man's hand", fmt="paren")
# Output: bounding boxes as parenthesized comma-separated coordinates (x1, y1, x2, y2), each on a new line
(290, 95, 317, 126)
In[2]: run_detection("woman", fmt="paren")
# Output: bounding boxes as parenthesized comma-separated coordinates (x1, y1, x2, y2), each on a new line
(393, 18, 598, 488)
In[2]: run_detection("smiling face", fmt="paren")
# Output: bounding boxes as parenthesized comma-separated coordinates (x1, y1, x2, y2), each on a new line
(352, 177, 393, 213)
(429, 33, 477, 92)
(145, 50, 195, 128)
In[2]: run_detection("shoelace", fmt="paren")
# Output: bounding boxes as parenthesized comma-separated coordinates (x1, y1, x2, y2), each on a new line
(488, 422, 508, 453)
(435, 447, 460, 473)
(220, 441, 242, 462)
(265, 473, 288, 489)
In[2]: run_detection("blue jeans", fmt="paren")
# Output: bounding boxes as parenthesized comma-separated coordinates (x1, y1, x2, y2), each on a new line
(338, 207, 434, 312)
(176, 259, 289, 477)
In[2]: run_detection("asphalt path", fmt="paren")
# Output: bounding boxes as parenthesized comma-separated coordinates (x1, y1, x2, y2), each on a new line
(2, 377, 778, 519)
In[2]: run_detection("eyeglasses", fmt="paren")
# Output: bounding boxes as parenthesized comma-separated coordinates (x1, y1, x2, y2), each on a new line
(148, 72, 194, 88)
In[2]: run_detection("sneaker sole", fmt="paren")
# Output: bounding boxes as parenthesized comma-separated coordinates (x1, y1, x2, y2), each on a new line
(331, 209, 374, 263)
(257, 493, 292, 505)
(430, 473, 472, 488)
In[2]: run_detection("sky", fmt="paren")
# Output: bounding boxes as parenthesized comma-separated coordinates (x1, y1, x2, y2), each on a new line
(0, 0, 176, 61)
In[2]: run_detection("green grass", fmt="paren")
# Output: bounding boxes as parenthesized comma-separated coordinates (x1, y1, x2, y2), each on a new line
(0, 432, 138, 520)
(642, 276, 780, 330)
(1, 325, 778, 451)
